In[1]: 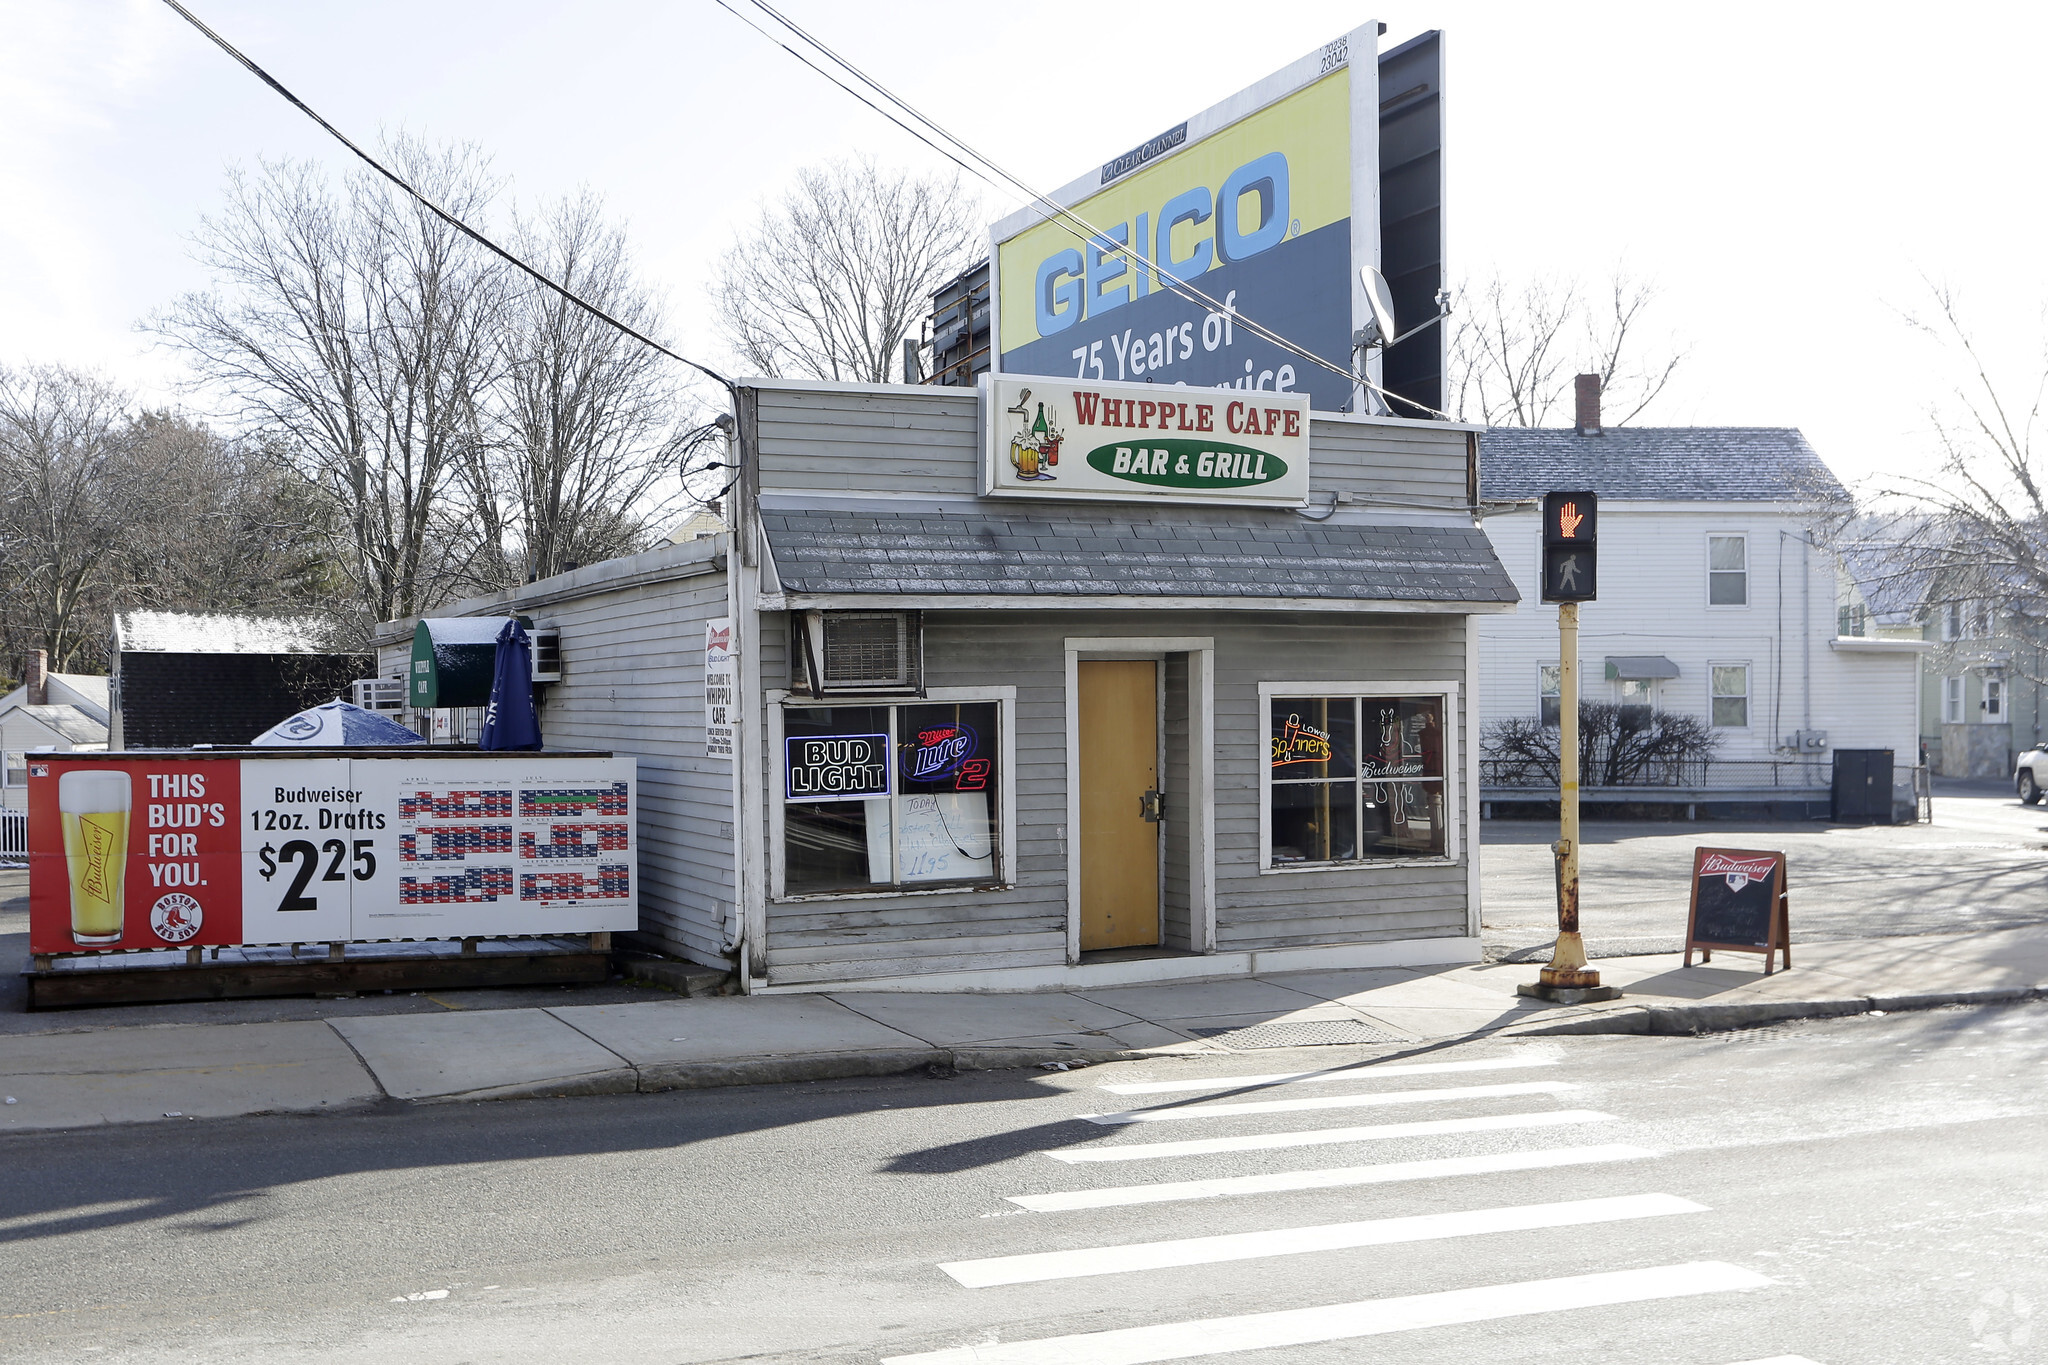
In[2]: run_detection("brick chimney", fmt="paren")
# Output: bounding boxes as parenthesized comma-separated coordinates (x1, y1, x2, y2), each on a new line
(24, 648, 47, 705)
(1574, 373, 1603, 436)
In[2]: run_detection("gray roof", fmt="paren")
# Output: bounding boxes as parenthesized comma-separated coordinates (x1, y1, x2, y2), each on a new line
(12, 704, 109, 745)
(1480, 428, 1847, 503)
(760, 506, 1519, 606)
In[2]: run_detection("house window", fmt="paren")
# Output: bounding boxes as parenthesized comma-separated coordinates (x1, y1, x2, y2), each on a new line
(1707, 535, 1748, 606)
(780, 700, 1000, 895)
(1617, 678, 1655, 730)
(1942, 602, 1961, 641)
(1269, 694, 1447, 864)
(1837, 603, 1867, 637)
(1538, 665, 1561, 728)
(1985, 678, 2004, 721)
(1, 750, 22, 787)
(1710, 665, 1749, 727)
(1971, 601, 1993, 638)
(1942, 675, 1965, 725)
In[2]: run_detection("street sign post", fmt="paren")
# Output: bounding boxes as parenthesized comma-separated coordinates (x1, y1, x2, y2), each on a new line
(1523, 491, 1619, 1004)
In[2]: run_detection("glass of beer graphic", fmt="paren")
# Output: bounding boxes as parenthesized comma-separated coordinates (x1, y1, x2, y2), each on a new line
(59, 770, 130, 946)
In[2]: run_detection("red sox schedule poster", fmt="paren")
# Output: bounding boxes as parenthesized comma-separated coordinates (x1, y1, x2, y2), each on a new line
(28, 754, 636, 954)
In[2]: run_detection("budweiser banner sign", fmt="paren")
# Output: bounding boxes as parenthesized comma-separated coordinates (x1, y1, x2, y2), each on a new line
(29, 753, 637, 953)
(984, 373, 1310, 507)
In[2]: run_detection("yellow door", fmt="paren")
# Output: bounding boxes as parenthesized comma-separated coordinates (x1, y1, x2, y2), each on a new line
(1078, 660, 1160, 950)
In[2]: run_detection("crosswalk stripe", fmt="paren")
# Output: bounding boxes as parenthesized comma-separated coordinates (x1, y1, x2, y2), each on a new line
(940, 1192, 1705, 1287)
(1049, 1108, 1615, 1163)
(1723, 1359, 1825, 1364)
(1080, 1080, 1572, 1125)
(1006, 1143, 1657, 1211)
(1099, 1054, 1556, 1095)
(884, 1260, 1771, 1364)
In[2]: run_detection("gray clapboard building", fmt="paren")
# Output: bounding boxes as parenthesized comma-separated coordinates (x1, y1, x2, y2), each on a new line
(376, 379, 1517, 992)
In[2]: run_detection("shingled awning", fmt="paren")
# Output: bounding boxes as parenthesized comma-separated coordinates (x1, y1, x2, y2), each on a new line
(757, 507, 1518, 609)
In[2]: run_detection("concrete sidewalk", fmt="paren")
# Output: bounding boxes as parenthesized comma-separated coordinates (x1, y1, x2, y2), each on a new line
(4, 924, 2044, 1133)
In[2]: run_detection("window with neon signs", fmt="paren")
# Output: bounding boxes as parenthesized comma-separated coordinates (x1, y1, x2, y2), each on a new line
(782, 701, 1000, 895)
(1269, 695, 1446, 864)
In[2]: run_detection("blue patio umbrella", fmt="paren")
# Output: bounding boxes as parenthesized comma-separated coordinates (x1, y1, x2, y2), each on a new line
(479, 618, 542, 751)
(252, 700, 425, 746)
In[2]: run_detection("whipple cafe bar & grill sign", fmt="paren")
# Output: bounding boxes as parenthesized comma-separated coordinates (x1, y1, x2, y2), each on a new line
(984, 373, 1311, 507)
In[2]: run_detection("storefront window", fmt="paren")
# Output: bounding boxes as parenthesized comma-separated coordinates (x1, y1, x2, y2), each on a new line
(1270, 695, 1446, 864)
(782, 701, 1000, 895)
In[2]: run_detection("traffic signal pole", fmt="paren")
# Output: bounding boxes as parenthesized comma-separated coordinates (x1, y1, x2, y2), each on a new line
(1542, 602, 1595, 988)
(1522, 492, 1620, 1005)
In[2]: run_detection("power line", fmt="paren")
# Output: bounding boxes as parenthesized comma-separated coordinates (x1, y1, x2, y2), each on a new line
(726, 0, 1451, 419)
(156, 0, 734, 394)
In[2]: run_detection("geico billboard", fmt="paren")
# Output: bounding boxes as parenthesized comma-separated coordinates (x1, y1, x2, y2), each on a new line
(992, 25, 1377, 413)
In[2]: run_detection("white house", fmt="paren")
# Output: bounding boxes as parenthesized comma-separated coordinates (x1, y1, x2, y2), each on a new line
(1475, 381, 1927, 819)
(1, 651, 110, 812)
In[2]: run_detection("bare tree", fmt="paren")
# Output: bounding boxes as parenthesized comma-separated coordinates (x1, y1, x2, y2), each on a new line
(0, 366, 146, 669)
(0, 373, 333, 672)
(1482, 703, 1721, 788)
(710, 158, 982, 383)
(150, 136, 505, 624)
(1824, 283, 2048, 684)
(461, 192, 697, 589)
(1449, 269, 1687, 427)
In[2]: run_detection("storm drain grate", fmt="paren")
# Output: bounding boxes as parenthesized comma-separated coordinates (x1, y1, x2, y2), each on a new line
(1699, 1022, 1808, 1044)
(1187, 1019, 1403, 1050)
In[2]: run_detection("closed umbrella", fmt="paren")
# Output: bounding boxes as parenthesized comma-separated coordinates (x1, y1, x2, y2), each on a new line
(479, 618, 542, 751)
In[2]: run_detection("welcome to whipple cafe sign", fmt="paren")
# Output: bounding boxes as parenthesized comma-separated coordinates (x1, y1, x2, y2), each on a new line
(984, 374, 1310, 507)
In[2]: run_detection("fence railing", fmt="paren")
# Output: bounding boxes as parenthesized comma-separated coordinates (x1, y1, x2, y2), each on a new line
(1480, 757, 1833, 791)
(0, 808, 25, 861)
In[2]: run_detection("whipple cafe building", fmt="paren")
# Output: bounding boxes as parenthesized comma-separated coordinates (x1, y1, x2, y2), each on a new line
(374, 373, 1518, 993)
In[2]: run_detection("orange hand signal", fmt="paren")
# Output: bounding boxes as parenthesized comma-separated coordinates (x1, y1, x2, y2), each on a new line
(1557, 502, 1583, 538)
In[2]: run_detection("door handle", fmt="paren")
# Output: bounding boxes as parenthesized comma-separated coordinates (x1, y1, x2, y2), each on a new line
(1139, 789, 1164, 822)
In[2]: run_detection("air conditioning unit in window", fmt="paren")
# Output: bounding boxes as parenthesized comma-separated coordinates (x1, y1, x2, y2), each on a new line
(794, 611, 922, 696)
(351, 678, 406, 712)
(530, 627, 561, 683)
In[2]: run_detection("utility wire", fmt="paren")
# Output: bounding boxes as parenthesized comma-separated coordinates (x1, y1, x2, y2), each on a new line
(157, 0, 734, 393)
(726, 0, 1453, 419)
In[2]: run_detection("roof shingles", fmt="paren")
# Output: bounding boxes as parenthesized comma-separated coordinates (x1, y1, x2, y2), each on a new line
(1479, 427, 1847, 503)
(760, 508, 1518, 605)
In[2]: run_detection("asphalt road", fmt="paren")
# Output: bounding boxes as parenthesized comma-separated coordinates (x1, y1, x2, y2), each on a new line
(1481, 783, 2048, 959)
(2, 1003, 2044, 1363)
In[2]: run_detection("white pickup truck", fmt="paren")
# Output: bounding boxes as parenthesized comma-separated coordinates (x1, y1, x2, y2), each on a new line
(2018, 748, 2048, 804)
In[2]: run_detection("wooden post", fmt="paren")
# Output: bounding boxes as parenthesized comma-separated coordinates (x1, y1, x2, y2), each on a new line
(588, 931, 612, 952)
(327, 942, 345, 963)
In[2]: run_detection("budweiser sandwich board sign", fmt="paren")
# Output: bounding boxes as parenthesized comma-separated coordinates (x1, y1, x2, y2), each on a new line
(1683, 846, 1789, 975)
(984, 373, 1309, 507)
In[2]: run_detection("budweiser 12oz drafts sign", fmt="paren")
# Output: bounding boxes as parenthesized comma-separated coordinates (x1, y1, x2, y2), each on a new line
(29, 754, 637, 952)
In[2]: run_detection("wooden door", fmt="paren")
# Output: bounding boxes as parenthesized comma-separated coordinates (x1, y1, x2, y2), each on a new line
(1078, 660, 1160, 950)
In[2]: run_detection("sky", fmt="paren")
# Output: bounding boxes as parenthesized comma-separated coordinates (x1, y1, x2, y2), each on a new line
(5, 0, 2047, 492)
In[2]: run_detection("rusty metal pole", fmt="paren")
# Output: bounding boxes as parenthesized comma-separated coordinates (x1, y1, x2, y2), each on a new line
(1522, 601, 1618, 1002)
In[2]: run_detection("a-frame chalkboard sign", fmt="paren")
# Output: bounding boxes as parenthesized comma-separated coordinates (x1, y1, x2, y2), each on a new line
(1683, 847, 1789, 974)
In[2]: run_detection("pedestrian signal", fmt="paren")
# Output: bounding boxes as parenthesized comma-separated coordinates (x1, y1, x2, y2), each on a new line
(1541, 490, 1597, 602)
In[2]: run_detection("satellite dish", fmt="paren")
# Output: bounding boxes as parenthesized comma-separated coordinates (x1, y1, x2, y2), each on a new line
(1359, 267, 1397, 346)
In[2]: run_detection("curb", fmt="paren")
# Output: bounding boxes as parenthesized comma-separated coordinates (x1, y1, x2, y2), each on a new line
(1502, 984, 2048, 1038)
